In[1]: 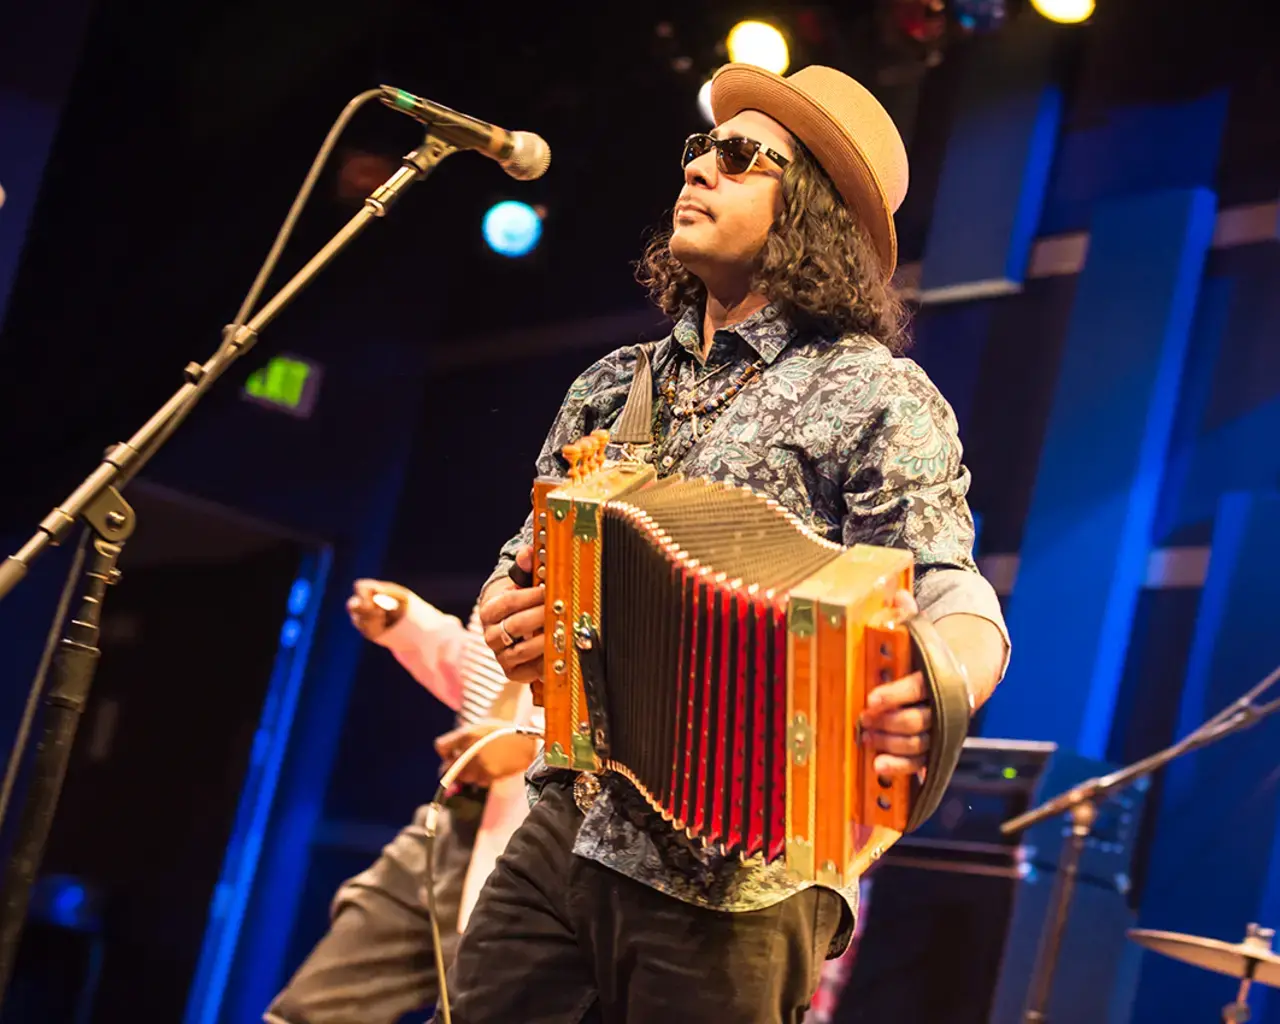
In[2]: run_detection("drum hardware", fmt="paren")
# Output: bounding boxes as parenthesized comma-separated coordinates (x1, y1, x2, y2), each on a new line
(1000, 662, 1280, 1023)
(1127, 923, 1280, 1023)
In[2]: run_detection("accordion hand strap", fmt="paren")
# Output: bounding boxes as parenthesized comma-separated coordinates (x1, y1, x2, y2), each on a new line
(903, 614, 973, 832)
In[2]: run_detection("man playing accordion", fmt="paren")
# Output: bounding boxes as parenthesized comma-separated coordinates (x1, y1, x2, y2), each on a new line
(445, 63, 1011, 1024)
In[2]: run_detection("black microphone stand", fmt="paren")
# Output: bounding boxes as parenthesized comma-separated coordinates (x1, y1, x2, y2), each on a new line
(1000, 663, 1280, 1024)
(0, 131, 457, 1005)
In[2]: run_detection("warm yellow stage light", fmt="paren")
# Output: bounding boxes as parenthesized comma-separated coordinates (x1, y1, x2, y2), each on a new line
(1030, 0, 1095, 24)
(726, 20, 790, 75)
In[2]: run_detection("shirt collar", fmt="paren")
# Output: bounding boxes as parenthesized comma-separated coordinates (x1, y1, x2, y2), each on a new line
(671, 303, 800, 366)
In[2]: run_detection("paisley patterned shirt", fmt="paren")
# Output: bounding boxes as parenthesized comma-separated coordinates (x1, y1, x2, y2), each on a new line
(484, 304, 1008, 934)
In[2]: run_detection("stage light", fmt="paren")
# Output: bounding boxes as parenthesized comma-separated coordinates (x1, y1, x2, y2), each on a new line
(951, 0, 1008, 33)
(697, 79, 715, 124)
(726, 20, 790, 75)
(280, 618, 302, 649)
(890, 0, 947, 44)
(482, 200, 542, 258)
(287, 578, 312, 616)
(1030, 0, 1094, 23)
(32, 874, 100, 931)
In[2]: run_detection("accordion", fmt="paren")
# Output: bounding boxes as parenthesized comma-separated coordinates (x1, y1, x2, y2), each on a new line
(526, 431, 971, 887)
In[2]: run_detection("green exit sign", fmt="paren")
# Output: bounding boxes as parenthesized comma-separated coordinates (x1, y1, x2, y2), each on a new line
(243, 355, 322, 418)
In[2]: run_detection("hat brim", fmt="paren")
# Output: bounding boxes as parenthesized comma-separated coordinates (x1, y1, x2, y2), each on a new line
(710, 64, 898, 276)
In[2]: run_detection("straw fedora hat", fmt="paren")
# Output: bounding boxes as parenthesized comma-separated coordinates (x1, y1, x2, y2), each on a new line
(710, 64, 908, 276)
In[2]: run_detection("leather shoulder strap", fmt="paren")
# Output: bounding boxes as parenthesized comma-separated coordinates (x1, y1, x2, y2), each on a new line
(609, 342, 658, 444)
(903, 613, 972, 832)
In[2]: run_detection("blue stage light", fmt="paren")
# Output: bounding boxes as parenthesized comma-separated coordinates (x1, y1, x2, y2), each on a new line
(482, 200, 542, 257)
(279, 618, 302, 649)
(287, 578, 311, 616)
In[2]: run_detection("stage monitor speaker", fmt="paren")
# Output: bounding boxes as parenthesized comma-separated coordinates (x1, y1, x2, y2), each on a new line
(832, 739, 1146, 1024)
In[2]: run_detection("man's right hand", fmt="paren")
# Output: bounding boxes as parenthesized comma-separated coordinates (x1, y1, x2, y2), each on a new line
(347, 579, 411, 641)
(478, 545, 545, 684)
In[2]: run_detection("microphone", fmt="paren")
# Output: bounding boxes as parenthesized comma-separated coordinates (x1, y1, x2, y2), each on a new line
(379, 86, 551, 181)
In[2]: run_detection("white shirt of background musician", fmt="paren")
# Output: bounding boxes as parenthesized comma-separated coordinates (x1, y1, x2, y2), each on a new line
(374, 592, 537, 932)
(377, 595, 537, 730)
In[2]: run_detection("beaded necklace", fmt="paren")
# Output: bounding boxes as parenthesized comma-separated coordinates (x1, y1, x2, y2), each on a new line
(652, 357, 764, 469)
(661, 359, 762, 439)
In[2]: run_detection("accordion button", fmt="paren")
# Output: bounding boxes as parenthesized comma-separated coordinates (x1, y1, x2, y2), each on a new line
(662, 456, 674, 468)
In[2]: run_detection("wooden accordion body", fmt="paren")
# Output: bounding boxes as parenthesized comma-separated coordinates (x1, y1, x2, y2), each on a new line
(528, 433, 965, 888)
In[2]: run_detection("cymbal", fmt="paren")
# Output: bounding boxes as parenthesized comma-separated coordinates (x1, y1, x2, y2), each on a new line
(1128, 927, 1280, 988)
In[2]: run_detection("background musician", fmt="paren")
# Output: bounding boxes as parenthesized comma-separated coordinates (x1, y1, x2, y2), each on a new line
(445, 64, 1012, 1024)
(265, 580, 537, 1024)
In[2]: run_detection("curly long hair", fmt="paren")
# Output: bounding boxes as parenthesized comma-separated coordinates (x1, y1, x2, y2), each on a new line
(635, 138, 910, 352)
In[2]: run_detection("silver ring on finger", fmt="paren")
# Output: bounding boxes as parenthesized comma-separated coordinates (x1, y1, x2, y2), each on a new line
(499, 617, 519, 649)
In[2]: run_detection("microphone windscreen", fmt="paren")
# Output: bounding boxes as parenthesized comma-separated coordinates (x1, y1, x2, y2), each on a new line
(504, 132, 551, 181)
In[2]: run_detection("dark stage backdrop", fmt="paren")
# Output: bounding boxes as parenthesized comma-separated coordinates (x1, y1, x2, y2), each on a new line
(0, 486, 310, 1024)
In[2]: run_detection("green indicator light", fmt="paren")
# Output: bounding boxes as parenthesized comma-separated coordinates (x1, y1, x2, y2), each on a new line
(243, 355, 321, 417)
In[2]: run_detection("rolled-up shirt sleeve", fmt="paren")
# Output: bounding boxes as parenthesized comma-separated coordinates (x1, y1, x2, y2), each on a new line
(841, 361, 1010, 677)
(377, 593, 468, 710)
(916, 567, 1011, 677)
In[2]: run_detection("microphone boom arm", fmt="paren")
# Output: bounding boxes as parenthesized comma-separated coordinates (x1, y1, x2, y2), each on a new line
(0, 132, 456, 602)
(378, 85, 550, 181)
(1001, 662, 1280, 1024)
(0, 131, 457, 1008)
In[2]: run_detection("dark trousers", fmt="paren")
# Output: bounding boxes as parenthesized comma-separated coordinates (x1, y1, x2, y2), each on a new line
(265, 796, 482, 1024)
(437, 780, 846, 1024)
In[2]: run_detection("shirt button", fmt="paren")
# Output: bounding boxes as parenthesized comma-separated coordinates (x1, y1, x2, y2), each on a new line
(662, 456, 674, 468)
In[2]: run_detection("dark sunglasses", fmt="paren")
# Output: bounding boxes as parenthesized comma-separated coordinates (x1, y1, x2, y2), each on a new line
(681, 133, 790, 176)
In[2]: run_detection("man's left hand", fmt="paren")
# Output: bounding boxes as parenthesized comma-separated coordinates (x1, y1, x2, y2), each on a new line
(434, 719, 538, 787)
(861, 590, 934, 777)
